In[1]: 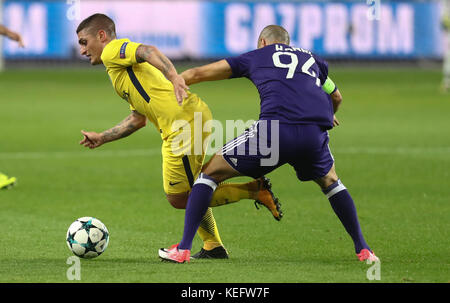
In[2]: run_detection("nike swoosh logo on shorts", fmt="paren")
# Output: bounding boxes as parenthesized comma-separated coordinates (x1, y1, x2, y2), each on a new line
(169, 181, 182, 186)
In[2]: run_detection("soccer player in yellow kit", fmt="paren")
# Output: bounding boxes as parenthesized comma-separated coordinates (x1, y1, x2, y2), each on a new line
(76, 14, 282, 259)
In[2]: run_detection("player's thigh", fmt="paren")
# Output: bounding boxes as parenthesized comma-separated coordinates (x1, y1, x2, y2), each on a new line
(161, 116, 210, 196)
(291, 125, 335, 185)
(202, 153, 242, 183)
(161, 151, 190, 195)
(214, 120, 283, 182)
(161, 142, 202, 195)
(162, 151, 206, 209)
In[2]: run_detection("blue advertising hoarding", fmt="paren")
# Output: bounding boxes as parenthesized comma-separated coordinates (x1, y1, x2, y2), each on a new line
(1, 0, 444, 60)
(2, 0, 73, 58)
(200, 0, 443, 59)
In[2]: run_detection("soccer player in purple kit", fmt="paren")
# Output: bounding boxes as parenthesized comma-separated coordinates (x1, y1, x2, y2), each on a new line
(159, 25, 379, 263)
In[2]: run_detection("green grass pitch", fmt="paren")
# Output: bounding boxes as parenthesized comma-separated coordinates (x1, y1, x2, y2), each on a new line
(0, 66, 448, 283)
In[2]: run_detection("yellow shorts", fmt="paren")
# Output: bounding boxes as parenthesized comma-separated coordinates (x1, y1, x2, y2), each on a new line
(161, 100, 212, 195)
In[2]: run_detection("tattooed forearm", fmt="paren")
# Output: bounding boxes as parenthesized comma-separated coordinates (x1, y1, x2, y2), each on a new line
(101, 122, 135, 142)
(157, 54, 173, 76)
(101, 113, 145, 143)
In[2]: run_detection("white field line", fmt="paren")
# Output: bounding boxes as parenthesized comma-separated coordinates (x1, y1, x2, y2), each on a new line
(0, 148, 161, 160)
(0, 146, 448, 160)
(332, 147, 450, 155)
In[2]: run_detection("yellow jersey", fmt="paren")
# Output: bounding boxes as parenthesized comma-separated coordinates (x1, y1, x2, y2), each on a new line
(101, 38, 209, 139)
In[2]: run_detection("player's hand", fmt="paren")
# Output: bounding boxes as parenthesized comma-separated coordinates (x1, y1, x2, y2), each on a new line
(333, 115, 340, 127)
(16, 36, 25, 48)
(9, 32, 24, 48)
(79, 130, 104, 149)
(171, 74, 189, 105)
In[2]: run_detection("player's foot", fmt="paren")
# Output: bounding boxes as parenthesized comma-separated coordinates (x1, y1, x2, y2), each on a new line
(191, 246, 229, 259)
(0, 173, 16, 190)
(159, 243, 190, 263)
(357, 249, 379, 262)
(254, 177, 283, 221)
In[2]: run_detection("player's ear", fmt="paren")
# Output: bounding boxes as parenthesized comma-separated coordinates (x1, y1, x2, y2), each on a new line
(97, 29, 107, 42)
(258, 38, 267, 49)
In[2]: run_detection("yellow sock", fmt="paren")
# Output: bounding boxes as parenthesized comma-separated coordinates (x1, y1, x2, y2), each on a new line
(210, 180, 260, 207)
(197, 207, 224, 250)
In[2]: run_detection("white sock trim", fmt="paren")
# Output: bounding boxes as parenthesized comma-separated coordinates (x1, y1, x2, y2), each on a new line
(325, 180, 347, 198)
(194, 176, 217, 191)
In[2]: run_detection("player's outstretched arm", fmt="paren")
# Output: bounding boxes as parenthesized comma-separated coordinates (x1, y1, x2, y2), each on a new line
(181, 60, 233, 86)
(135, 44, 188, 105)
(0, 25, 24, 48)
(80, 111, 146, 149)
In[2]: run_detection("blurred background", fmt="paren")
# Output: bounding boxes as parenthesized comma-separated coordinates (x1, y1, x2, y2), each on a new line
(0, 0, 446, 68)
(0, 0, 449, 283)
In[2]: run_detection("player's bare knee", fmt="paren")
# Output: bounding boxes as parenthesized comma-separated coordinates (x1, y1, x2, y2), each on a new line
(202, 154, 238, 183)
(323, 174, 339, 188)
(166, 193, 188, 209)
(202, 170, 224, 184)
(316, 168, 339, 190)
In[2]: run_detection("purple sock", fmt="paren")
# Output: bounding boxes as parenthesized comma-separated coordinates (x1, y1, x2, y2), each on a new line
(178, 173, 218, 250)
(323, 180, 370, 253)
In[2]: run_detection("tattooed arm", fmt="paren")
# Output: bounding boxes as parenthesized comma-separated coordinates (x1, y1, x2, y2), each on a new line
(79, 111, 147, 149)
(135, 44, 188, 105)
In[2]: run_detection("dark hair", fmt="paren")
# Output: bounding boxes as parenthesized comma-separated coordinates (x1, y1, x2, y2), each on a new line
(76, 13, 116, 38)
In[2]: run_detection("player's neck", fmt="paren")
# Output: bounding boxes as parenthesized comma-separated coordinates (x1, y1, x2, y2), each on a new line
(101, 37, 115, 49)
(260, 40, 288, 49)
(102, 34, 118, 47)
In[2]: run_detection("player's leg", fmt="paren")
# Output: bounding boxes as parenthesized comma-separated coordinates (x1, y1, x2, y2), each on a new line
(210, 179, 260, 207)
(165, 161, 282, 258)
(185, 114, 283, 218)
(162, 127, 228, 258)
(165, 192, 189, 209)
(210, 121, 283, 220)
(159, 120, 283, 262)
(166, 175, 281, 221)
(165, 169, 278, 214)
(290, 125, 377, 262)
(176, 153, 241, 253)
(165, 192, 227, 258)
(315, 164, 378, 262)
(210, 176, 282, 220)
(187, 117, 283, 258)
(188, 107, 230, 258)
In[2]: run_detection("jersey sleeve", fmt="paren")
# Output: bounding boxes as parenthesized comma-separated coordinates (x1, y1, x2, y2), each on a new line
(225, 51, 252, 78)
(101, 40, 142, 68)
(312, 53, 329, 85)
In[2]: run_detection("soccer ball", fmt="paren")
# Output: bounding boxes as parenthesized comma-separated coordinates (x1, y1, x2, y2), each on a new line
(66, 217, 109, 259)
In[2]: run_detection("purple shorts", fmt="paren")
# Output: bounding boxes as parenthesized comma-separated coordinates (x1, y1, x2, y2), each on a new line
(221, 120, 334, 181)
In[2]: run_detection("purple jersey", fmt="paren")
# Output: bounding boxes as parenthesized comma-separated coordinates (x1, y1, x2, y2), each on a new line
(226, 44, 334, 129)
